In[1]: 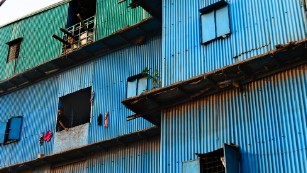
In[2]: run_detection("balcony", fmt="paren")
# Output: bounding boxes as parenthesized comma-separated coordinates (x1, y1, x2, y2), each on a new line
(61, 16, 95, 54)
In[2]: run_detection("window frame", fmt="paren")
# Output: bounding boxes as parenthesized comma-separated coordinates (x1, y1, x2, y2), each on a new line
(0, 116, 23, 145)
(57, 87, 92, 131)
(199, 0, 231, 44)
(182, 144, 240, 173)
(6, 38, 23, 63)
(126, 73, 149, 98)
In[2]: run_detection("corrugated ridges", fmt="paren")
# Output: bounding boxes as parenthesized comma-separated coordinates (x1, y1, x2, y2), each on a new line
(161, 64, 307, 173)
(162, 0, 307, 86)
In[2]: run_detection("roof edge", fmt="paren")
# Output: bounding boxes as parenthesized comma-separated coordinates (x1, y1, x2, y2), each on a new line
(0, 0, 71, 28)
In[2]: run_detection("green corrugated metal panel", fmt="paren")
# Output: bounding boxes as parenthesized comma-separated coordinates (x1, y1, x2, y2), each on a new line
(0, 3, 69, 80)
(15, 4, 69, 74)
(95, 0, 150, 39)
(0, 0, 149, 81)
(0, 25, 13, 79)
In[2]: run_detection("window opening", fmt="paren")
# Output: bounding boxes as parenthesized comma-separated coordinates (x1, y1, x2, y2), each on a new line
(127, 73, 148, 98)
(61, 0, 96, 54)
(199, 0, 230, 44)
(57, 87, 92, 131)
(0, 116, 23, 145)
(6, 38, 22, 63)
(182, 144, 240, 173)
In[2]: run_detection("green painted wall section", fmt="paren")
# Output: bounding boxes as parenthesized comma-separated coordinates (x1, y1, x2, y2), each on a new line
(0, 0, 149, 81)
(95, 0, 150, 39)
(0, 26, 13, 79)
(0, 4, 69, 80)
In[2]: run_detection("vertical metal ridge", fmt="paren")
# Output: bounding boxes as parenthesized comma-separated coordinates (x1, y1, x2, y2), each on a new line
(162, 0, 307, 86)
(161, 65, 307, 173)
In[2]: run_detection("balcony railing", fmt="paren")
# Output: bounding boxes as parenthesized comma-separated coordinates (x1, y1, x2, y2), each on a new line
(61, 16, 95, 54)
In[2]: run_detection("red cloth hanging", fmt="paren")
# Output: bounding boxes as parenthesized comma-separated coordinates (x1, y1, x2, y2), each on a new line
(43, 130, 53, 142)
(104, 112, 109, 127)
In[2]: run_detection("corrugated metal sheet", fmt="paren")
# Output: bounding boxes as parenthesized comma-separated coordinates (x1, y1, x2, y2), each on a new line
(162, 0, 307, 86)
(0, 0, 149, 81)
(0, 78, 59, 167)
(95, 0, 150, 39)
(0, 36, 162, 167)
(161, 64, 307, 173)
(87, 136, 160, 173)
(0, 4, 68, 80)
(51, 160, 87, 173)
(89, 35, 162, 143)
(21, 165, 50, 173)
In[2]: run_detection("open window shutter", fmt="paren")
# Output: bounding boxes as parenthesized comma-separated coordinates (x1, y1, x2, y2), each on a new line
(216, 5, 230, 37)
(0, 122, 7, 144)
(137, 77, 148, 95)
(127, 79, 137, 97)
(201, 11, 216, 43)
(224, 144, 240, 173)
(8, 117, 23, 141)
(182, 158, 200, 173)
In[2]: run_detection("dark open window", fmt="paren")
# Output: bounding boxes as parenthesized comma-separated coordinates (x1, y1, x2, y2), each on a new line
(6, 38, 22, 63)
(66, 0, 96, 28)
(0, 116, 23, 145)
(182, 144, 240, 173)
(58, 87, 92, 129)
(61, 0, 96, 54)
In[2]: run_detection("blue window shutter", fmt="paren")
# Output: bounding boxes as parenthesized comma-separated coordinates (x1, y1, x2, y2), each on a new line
(224, 144, 240, 173)
(201, 11, 216, 43)
(182, 159, 200, 173)
(0, 122, 7, 144)
(127, 79, 137, 97)
(137, 77, 148, 95)
(216, 5, 230, 37)
(8, 117, 23, 140)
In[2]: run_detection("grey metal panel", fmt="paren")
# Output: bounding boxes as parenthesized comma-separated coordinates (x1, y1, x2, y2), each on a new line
(53, 123, 89, 153)
(161, 65, 307, 173)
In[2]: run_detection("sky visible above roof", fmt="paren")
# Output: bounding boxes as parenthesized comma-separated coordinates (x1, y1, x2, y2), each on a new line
(0, 0, 62, 26)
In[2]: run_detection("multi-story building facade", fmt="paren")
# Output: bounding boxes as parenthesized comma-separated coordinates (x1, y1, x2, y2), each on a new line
(0, 0, 306, 172)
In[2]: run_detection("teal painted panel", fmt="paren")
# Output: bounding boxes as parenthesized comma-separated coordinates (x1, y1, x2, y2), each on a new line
(95, 0, 150, 40)
(0, 3, 69, 81)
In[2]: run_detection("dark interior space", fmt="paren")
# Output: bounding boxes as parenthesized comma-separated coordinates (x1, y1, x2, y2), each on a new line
(66, 0, 96, 28)
(59, 87, 91, 128)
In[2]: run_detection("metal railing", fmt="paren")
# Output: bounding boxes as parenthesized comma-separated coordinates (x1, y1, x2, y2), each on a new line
(61, 16, 95, 54)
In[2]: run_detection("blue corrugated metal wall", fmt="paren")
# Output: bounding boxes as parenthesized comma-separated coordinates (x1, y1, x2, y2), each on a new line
(0, 78, 58, 167)
(0, 35, 162, 167)
(88, 137, 160, 173)
(162, 0, 307, 86)
(161, 64, 307, 173)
